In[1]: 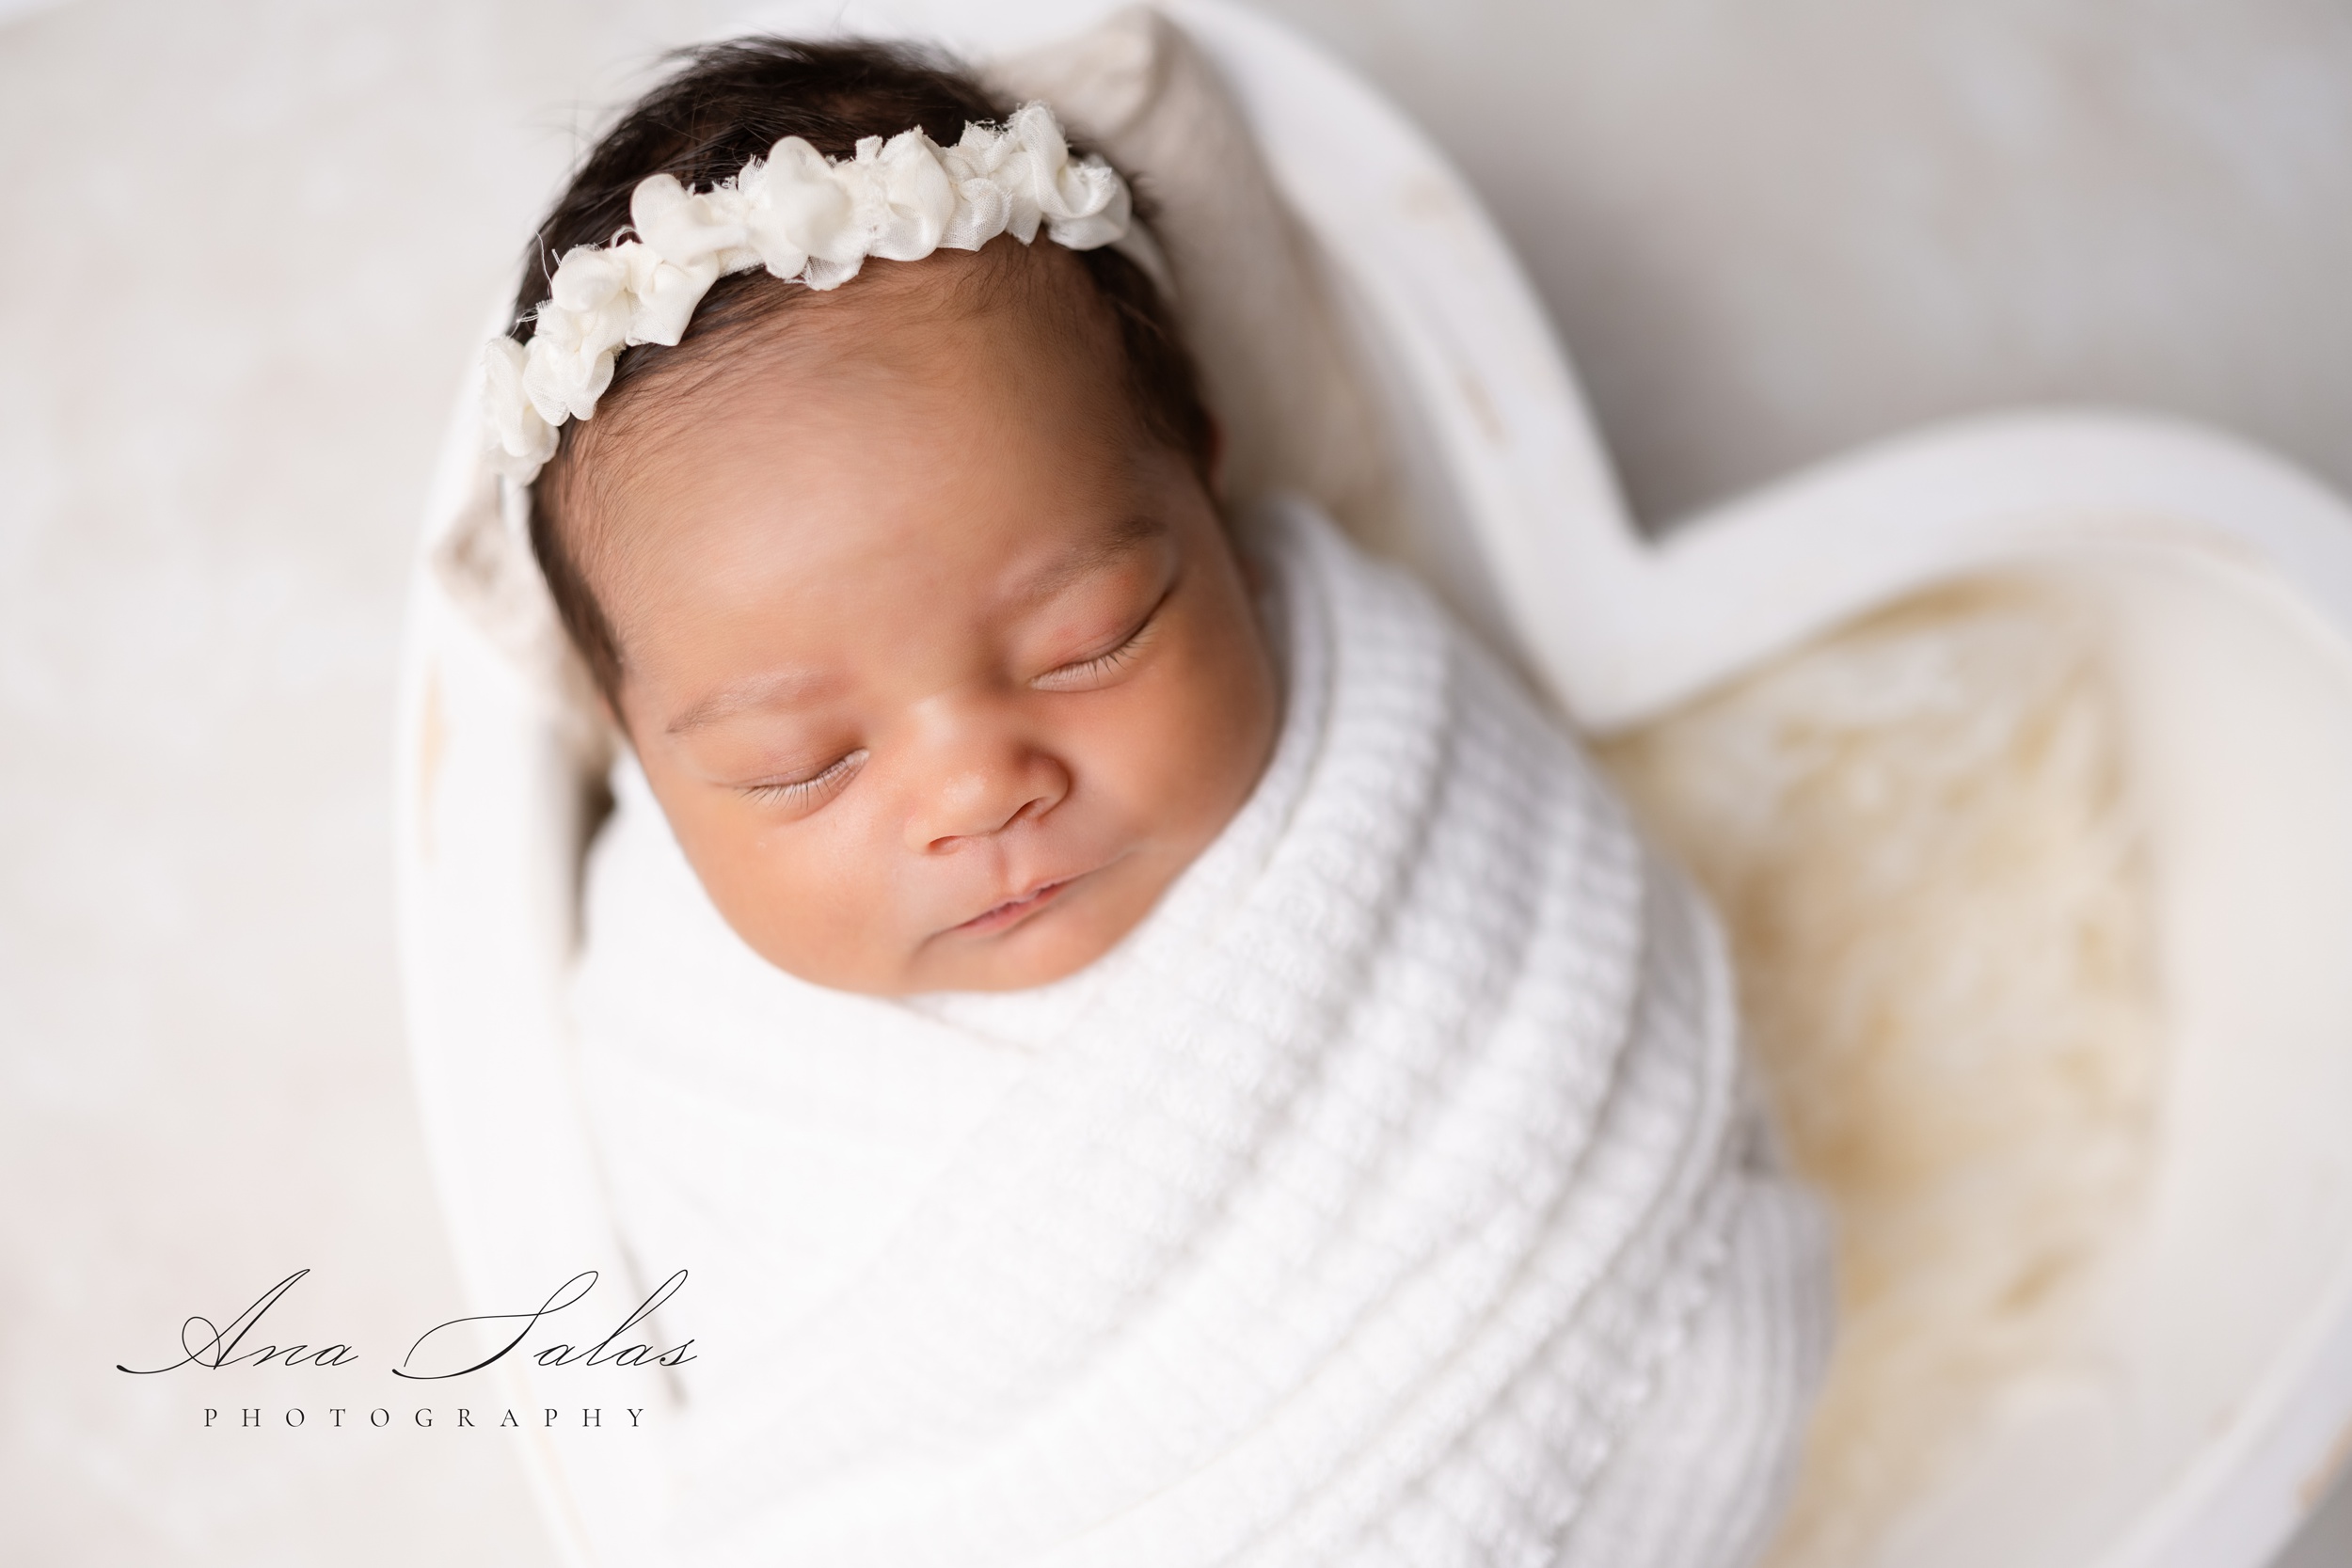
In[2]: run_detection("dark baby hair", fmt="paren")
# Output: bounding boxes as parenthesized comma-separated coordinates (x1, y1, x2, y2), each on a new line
(508, 37, 1215, 706)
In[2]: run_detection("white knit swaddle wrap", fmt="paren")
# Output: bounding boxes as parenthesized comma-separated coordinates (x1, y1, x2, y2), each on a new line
(572, 500, 1832, 1568)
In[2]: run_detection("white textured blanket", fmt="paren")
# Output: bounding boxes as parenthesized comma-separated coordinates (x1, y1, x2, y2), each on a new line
(571, 499, 1832, 1568)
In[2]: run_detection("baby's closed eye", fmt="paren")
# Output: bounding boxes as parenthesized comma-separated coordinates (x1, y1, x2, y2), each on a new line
(1030, 584, 1173, 693)
(739, 749, 868, 810)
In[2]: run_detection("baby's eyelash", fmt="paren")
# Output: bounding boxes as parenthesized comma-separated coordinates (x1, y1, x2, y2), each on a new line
(1037, 593, 1170, 689)
(741, 749, 866, 807)
(1054, 635, 1146, 682)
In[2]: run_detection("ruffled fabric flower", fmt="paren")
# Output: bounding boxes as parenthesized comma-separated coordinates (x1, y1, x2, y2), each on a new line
(482, 102, 1136, 482)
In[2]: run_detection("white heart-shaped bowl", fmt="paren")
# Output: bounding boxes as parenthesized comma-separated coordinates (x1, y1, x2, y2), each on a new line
(395, 4, 2352, 1563)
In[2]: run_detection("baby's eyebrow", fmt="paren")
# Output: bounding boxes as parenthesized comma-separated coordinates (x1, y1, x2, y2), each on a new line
(1008, 514, 1170, 609)
(665, 667, 833, 736)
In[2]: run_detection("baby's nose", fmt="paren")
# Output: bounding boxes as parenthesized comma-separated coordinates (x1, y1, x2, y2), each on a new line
(904, 729, 1072, 853)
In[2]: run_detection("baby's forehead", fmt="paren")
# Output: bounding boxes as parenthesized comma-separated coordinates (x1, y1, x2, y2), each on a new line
(730, 239, 1120, 382)
(572, 238, 1135, 496)
(586, 288, 1169, 586)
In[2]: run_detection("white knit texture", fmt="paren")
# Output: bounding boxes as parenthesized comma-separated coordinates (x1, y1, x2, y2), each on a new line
(571, 499, 1832, 1567)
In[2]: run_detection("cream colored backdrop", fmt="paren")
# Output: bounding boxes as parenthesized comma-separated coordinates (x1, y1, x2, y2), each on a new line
(2, 0, 2346, 1562)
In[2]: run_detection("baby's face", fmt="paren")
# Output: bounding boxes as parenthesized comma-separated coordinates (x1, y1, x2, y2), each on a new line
(579, 250, 1279, 993)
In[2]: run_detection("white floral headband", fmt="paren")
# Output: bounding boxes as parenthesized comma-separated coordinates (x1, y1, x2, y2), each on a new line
(482, 101, 1142, 483)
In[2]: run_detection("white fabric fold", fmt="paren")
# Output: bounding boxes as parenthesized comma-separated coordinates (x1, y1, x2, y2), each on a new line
(571, 499, 1831, 1568)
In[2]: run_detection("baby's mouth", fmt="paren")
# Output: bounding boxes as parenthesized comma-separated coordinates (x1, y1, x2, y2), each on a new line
(949, 874, 1079, 937)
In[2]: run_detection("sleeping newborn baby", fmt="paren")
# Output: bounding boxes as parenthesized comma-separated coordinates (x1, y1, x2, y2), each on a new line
(488, 33, 1832, 1568)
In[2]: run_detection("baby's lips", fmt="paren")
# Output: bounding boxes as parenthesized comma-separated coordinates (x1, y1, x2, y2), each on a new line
(947, 871, 1082, 936)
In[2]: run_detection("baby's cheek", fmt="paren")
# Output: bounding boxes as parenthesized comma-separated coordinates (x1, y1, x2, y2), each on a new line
(1058, 680, 1247, 923)
(675, 799, 903, 990)
(1152, 628, 1276, 836)
(757, 807, 915, 984)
